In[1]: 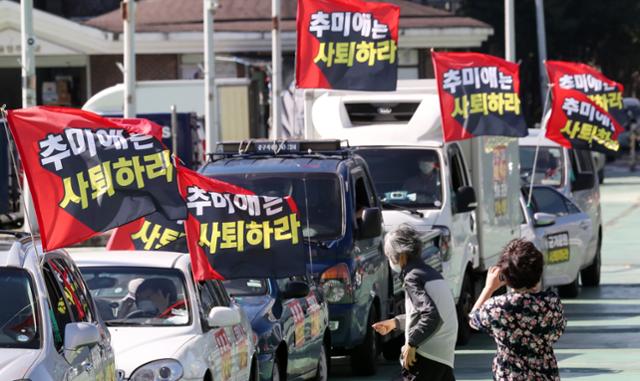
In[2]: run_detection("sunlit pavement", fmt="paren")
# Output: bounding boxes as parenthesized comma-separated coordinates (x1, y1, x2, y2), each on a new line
(330, 161, 640, 381)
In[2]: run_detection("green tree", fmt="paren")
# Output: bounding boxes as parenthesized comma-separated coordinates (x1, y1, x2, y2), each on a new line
(458, 0, 640, 124)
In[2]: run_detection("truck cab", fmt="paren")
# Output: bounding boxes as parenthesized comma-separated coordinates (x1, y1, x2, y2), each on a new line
(303, 80, 522, 344)
(200, 140, 399, 375)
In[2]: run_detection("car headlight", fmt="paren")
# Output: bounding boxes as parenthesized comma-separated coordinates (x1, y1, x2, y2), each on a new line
(131, 359, 183, 381)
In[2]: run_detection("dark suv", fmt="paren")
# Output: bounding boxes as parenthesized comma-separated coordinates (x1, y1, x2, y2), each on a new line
(201, 140, 396, 375)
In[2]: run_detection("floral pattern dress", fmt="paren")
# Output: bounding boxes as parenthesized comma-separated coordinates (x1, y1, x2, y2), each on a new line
(469, 290, 567, 381)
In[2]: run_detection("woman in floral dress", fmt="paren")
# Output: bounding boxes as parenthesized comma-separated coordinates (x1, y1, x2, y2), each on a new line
(469, 239, 566, 380)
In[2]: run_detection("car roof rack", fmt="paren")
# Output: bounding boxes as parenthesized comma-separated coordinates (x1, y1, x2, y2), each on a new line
(208, 139, 352, 162)
(0, 230, 30, 240)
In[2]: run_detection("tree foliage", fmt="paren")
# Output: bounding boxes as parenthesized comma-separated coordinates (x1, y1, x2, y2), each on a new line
(458, 0, 640, 123)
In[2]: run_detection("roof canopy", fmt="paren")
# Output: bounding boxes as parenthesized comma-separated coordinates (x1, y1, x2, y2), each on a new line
(0, 0, 493, 57)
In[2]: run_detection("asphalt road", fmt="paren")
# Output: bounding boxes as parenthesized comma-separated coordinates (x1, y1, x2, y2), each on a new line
(330, 162, 640, 381)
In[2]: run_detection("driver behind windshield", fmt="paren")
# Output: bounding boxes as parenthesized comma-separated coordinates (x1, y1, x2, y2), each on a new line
(403, 159, 441, 205)
(134, 278, 179, 318)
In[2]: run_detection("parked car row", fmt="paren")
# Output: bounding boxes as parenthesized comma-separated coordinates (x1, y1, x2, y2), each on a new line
(0, 232, 332, 381)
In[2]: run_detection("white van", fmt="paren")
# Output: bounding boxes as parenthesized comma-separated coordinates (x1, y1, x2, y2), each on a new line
(302, 80, 522, 344)
(519, 129, 602, 294)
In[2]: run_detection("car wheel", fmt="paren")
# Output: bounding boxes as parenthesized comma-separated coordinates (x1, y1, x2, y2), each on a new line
(315, 342, 328, 381)
(271, 357, 282, 381)
(456, 270, 474, 346)
(558, 274, 580, 298)
(349, 307, 378, 376)
(581, 240, 601, 287)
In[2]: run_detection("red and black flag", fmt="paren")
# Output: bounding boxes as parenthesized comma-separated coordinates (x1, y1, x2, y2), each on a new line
(178, 167, 307, 281)
(6, 106, 186, 251)
(107, 213, 187, 253)
(296, 0, 400, 91)
(432, 51, 528, 142)
(546, 86, 623, 153)
(546, 60, 625, 124)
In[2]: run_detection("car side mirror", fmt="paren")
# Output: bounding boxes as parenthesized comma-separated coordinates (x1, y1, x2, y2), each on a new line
(280, 280, 310, 299)
(64, 322, 100, 351)
(207, 306, 241, 328)
(455, 186, 477, 213)
(533, 212, 556, 227)
(358, 207, 382, 239)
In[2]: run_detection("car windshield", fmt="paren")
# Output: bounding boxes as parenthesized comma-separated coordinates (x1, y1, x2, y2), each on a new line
(79, 267, 190, 327)
(355, 148, 443, 209)
(207, 172, 343, 240)
(223, 279, 269, 297)
(520, 146, 564, 187)
(0, 268, 39, 349)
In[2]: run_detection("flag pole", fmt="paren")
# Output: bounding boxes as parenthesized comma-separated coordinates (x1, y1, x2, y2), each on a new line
(122, 0, 136, 118)
(270, 0, 283, 139)
(527, 83, 553, 207)
(20, 0, 38, 234)
(204, 0, 220, 154)
(2, 107, 38, 249)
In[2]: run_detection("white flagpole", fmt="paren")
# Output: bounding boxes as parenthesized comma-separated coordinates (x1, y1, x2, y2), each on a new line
(204, 0, 220, 154)
(21, 0, 38, 233)
(527, 83, 553, 206)
(270, 0, 283, 139)
(122, 0, 136, 118)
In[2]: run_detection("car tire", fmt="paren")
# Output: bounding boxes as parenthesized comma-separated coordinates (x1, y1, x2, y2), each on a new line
(381, 335, 403, 361)
(456, 270, 475, 346)
(271, 357, 282, 381)
(315, 342, 329, 381)
(581, 240, 601, 287)
(558, 274, 580, 298)
(349, 307, 378, 376)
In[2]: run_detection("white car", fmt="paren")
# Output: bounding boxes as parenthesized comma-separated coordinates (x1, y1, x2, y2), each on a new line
(0, 231, 116, 381)
(70, 249, 257, 381)
(520, 129, 602, 289)
(519, 186, 594, 297)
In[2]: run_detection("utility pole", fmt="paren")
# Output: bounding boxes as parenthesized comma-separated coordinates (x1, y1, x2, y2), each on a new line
(504, 0, 516, 62)
(21, 0, 38, 233)
(270, 0, 283, 139)
(204, 0, 220, 153)
(122, 0, 136, 117)
(534, 0, 548, 104)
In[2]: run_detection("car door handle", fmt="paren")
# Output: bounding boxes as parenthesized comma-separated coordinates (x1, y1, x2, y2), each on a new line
(579, 222, 590, 230)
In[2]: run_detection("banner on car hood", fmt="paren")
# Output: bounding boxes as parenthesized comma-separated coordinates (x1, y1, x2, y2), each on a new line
(545, 60, 625, 124)
(178, 167, 307, 281)
(107, 213, 187, 253)
(431, 51, 528, 142)
(6, 106, 186, 251)
(296, 0, 400, 91)
(546, 86, 623, 153)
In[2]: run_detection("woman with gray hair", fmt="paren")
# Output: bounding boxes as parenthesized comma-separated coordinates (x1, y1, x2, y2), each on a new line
(373, 224, 458, 381)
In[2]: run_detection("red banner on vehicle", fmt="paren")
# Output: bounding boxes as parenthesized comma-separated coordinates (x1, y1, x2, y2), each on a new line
(546, 86, 623, 152)
(6, 106, 186, 251)
(545, 60, 625, 124)
(178, 167, 307, 281)
(431, 51, 528, 142)
(296, 0, 400, 91)
(107, 213, 187, 253)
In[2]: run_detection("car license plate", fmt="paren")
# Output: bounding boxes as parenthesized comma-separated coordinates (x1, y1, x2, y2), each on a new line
(547, 232, 570, 264)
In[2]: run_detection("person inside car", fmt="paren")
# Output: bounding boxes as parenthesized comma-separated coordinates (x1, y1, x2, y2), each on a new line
(403, 159, 441, 204)
(134, 278, 182, 319)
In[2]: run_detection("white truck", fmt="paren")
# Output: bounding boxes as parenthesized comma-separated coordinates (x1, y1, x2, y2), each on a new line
(302, 79, 522, 344)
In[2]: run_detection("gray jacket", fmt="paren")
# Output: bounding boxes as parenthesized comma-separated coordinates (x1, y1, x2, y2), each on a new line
(394, 259, 458, 367)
